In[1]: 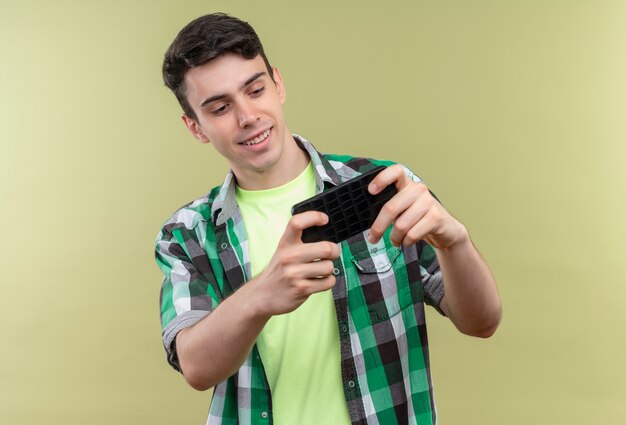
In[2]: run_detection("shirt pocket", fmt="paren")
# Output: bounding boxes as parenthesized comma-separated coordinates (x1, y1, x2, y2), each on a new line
(350, 241, 411, 323)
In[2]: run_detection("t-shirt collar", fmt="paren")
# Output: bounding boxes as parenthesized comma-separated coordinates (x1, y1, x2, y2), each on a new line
(211, 134, 341, 226)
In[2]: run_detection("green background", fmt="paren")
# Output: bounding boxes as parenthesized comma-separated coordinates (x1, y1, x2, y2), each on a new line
(1, 0, 625, 423)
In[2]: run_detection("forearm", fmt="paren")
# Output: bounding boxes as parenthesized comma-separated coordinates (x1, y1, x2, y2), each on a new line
(168, 213, 340, 391)
(436, 228, 501, 337)
(176, 281, 270, 391)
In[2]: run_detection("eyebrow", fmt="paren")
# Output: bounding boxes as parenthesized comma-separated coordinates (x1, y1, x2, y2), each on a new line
(200, 71, 267, 108)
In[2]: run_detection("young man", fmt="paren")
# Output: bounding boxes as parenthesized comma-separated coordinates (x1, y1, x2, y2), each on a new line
(156, 13, 501, 425)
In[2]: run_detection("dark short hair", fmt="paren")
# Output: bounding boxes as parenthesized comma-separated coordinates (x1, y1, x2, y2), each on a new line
(162, 13, 273, 119)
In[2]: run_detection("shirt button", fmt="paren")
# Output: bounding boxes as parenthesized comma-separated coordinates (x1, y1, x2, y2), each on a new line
(348, 380, 355, 388)
(220, 242, 228, 249)
(261, 411, 268, 419)
(333, 268, 340, 275)
(342, 325, 348, 333)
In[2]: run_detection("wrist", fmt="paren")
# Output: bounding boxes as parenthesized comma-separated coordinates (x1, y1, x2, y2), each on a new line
(234, 276, 273, 323)
(437, 222, 470, 253)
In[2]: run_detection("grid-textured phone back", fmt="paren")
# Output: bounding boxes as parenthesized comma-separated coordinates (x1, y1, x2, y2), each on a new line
(291, 166, 397, 243)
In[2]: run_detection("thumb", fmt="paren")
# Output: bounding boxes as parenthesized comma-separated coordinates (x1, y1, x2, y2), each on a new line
(280, 211, 329, 246)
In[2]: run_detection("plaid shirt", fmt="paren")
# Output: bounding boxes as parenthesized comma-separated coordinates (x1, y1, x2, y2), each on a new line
(155, 135, 445, 425)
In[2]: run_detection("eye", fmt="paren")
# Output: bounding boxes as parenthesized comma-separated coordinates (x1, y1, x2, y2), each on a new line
(250, 86, 265, 97)
(211, 103, 230, 116)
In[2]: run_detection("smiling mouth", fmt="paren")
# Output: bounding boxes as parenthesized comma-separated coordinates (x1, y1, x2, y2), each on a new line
(241, 128, 271, 146)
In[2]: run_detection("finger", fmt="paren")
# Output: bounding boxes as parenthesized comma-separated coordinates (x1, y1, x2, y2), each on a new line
(400, 209, 440, 247)
(368, 164, 408, 195)
(309, 241, 341, 260)
(302, 275, 336, 295)
(389, 199, 430, 246)
(286, 241, 341, 264)
(300, 259, 336, 279)
(368, 183, 421, 243)
(280, 211, 329, 246)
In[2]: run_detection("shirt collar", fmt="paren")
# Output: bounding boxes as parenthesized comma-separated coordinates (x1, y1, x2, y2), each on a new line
(211, 134, 342, 226)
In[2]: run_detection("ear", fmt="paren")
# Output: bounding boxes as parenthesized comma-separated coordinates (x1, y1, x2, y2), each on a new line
(272, 67, 286, 105)
(182, 115, 210, 144)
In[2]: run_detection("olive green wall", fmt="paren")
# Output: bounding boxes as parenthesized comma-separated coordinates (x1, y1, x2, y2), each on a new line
(1, 1, 624, 423)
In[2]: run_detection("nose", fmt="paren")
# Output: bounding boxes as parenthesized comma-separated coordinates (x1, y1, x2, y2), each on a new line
(236, 101, 259, 128)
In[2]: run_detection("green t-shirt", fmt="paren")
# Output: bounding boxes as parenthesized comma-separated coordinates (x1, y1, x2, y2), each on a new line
(235, 162, 351, 425)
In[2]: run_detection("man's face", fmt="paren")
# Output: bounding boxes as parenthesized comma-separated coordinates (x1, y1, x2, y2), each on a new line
(182, 53, 291, 187)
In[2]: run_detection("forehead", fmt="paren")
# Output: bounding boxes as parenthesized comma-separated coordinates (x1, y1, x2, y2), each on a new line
(184, 54, 268, 103)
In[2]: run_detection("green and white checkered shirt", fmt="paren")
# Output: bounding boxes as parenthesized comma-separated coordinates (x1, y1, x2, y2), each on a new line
(155, 135, 445, 425)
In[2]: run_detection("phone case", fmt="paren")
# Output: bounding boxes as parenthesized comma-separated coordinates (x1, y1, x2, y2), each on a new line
(291, 165, 397, 243)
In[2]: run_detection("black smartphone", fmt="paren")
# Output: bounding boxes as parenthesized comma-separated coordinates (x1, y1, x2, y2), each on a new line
(291, 165, 397, 243)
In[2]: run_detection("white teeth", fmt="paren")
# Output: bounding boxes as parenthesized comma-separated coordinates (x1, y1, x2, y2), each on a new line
(242, 129, 270, 146)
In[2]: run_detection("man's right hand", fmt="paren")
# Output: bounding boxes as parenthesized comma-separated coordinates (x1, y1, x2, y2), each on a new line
(176, 210, 340, 390)
(251, 210, 341, 316)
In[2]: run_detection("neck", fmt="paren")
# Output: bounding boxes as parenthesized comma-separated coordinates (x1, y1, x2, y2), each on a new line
(235, 131, 310, 190)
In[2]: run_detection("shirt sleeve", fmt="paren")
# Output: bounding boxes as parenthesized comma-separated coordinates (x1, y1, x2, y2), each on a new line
(416, 241, 445, 315)
(155, 225, 219, 371)
(399, 163, 446, 316)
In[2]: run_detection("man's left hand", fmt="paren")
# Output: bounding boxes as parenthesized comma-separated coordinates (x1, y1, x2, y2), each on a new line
(367, 164, 467, 249)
